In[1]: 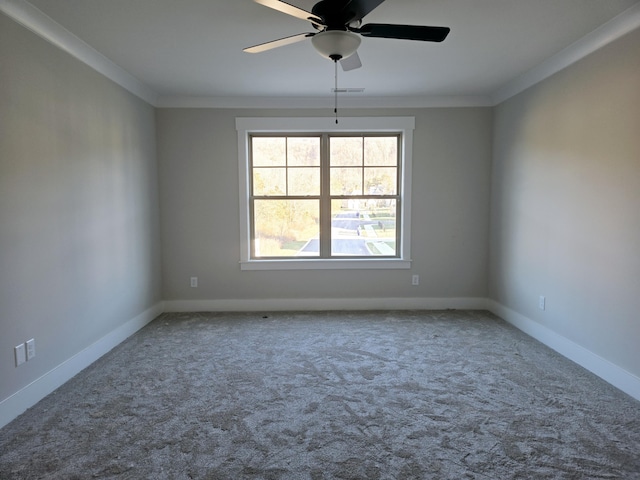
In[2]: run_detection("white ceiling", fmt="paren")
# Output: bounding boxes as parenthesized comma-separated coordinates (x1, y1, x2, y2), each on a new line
(11, 0, 640, 105)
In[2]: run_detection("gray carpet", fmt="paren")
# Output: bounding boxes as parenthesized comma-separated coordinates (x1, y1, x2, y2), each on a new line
(1, 310, 639, 479)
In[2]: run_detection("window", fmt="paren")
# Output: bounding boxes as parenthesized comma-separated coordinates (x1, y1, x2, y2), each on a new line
(237, 117, 414, 270)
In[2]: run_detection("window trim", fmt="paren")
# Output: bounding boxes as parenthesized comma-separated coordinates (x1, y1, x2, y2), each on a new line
(236, 117, 414, 270)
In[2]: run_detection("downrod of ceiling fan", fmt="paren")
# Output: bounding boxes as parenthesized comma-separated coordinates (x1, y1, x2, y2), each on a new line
(333, 58, 339, 124)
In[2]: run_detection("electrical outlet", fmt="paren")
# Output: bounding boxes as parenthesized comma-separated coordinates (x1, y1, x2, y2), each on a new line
(539, 295, 546, 310)
(15, 344, 26, 367)
(412, 275, 420, 286)
(26, 338, 36, 360)
(190, 277, 198, 288)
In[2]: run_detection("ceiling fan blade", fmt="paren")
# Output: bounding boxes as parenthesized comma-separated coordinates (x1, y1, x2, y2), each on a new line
(254, 0, 325, 25)
(357, 23, 450, 42)
(244, 32, 314, 53)
(340, 51, 362, 71)
(340, 0, 387, 24)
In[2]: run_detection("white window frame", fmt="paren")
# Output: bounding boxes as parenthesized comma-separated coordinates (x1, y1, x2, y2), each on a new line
(237, 117, 414, 270)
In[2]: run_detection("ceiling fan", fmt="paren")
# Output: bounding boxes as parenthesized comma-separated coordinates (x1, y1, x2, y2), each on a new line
(244, 0, 450, 71)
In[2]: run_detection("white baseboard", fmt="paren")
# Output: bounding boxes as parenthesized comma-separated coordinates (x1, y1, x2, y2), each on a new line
(3, 298, 637, 430)
(163, 297, 490, 313)
(487, 300, 640, 402)
(0, 302, 164, 429)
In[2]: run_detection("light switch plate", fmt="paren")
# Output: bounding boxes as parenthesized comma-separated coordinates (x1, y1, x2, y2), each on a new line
(15, 344, 26, 366)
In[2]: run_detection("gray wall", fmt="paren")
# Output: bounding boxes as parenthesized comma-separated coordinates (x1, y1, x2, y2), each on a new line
(156, 107, 493, 302)
(0, 13, 162, 402)
(4, 0, 637, 419)
(489, 27, 640, 377)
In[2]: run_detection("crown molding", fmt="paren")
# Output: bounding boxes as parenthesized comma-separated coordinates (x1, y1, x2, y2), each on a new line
(155, 94, 494, 109)
(4, 0, 639, 111)
(0, 0, 159, 106)
(491, 2, 640, 105)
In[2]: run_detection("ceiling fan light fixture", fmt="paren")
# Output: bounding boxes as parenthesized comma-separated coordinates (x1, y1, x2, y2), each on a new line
(311, 30, 361, 61)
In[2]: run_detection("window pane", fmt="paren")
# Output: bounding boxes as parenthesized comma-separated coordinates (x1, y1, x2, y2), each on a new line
(364, 137, 398, 166)
(253, 168, 286, 196)
(254, 199, 319, 257)
(288, 137, 320, 166)
(288, 167, 320, 196)
(330, 137, 363, 166)
(252, 137, 286, 167)
(364, 167, 397, 195)
(330, 167, 362, 196)
(331, 199, 396, 256)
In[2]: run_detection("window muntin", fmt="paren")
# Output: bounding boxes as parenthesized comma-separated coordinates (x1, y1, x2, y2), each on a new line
(249, 133, 401, 259)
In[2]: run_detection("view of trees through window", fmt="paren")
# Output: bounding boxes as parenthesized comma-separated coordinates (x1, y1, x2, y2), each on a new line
(250, 134, 400, 258)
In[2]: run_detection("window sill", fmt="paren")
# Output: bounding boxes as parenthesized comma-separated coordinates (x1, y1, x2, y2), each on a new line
(240, 259, 412, 271)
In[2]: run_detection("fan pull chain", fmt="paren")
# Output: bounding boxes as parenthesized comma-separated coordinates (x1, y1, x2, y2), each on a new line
(334, 59, 338, 124)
